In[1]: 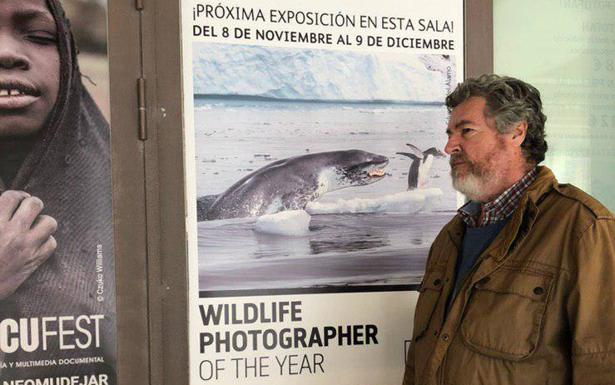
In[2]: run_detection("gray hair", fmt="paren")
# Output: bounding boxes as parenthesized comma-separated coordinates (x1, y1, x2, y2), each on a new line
(445, 74, 548, 165)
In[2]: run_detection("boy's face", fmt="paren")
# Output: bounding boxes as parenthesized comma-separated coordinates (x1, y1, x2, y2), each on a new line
(0, 0, 60, 137)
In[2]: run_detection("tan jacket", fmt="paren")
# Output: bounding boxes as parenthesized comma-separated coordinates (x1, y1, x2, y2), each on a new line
(403, 166, 615, 385)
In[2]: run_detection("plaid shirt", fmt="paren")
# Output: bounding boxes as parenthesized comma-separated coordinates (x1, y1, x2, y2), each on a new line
(459, 168, 538, 228)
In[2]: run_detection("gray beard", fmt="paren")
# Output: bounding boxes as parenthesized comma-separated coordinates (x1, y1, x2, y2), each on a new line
(450, 168, 497, 202)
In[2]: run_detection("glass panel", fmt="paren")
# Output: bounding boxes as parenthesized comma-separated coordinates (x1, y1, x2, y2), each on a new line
(494, 0, 615, 211)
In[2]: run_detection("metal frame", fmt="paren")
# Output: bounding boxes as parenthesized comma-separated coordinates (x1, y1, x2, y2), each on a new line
(109, 1, 187, 384)
(108, 2, 149, 384)
(465, 0, 494, 77)
(107, 1, 492, 384)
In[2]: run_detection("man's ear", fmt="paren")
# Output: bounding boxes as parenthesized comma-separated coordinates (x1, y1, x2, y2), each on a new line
(511, 121, 528, 147)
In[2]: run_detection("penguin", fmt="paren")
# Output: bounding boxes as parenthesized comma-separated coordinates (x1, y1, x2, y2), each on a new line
(397, 143, 445, 190)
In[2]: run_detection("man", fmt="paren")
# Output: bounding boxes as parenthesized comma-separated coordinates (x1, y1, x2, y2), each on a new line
(0, 0, 115, 381)
(403, 74, 615, 385)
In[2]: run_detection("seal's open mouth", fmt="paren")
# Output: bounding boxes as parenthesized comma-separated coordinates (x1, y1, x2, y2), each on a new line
(341, 153, 389, 186)
(363, 159, 389, 180)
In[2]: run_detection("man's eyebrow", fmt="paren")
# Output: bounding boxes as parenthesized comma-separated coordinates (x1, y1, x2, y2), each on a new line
(13, 9, 55, 26)
(446, 119, 475, 135)
(454, 119, 474, 128)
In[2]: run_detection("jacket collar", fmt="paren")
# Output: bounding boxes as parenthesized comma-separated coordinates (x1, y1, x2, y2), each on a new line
(525, 165, 559, 204)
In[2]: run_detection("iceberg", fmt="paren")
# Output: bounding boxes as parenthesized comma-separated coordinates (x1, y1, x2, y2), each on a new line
(193, 43, 454, 103)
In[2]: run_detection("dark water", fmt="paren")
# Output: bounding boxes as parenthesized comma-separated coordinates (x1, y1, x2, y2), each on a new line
(199, 211, 454, 291)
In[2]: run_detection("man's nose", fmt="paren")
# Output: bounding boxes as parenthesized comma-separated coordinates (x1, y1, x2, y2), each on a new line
(444, 135, 460, 155)
(0, 34, 30, 70)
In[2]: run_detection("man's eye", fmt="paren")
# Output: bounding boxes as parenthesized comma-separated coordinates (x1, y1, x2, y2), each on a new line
(461, 128, 473, 135)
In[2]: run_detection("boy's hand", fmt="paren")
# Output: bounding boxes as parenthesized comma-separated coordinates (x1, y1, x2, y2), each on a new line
(0, 190, 57, 300)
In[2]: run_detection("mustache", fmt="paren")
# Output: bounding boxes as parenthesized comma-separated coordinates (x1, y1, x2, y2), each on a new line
(0, 79, 40, 97)
(449, 153, 469, 165)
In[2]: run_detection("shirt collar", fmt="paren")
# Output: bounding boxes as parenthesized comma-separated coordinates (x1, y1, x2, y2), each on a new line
(458, 168, 538, 228)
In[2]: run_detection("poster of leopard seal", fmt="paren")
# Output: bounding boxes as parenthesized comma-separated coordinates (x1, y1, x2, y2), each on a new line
(192, 43, 460, 294)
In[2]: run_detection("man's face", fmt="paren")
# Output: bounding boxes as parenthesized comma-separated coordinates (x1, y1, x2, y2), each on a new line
(445, 96, 517, 202)
(0, 0, 60, 137)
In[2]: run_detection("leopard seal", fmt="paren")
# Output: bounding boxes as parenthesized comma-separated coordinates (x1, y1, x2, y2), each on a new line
(203, 150, 389, 220)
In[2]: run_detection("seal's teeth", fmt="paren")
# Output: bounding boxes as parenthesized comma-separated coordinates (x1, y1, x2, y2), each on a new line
(368, 169, 385, 177)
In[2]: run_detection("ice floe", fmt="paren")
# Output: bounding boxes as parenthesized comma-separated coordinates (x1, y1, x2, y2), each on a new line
(254, 210, 311, 236)
(306, 188, 443, 214)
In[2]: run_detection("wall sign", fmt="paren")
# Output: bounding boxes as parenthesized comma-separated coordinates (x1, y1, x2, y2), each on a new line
(0, 0, 116, 383)
(182, 1, 464, 383)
